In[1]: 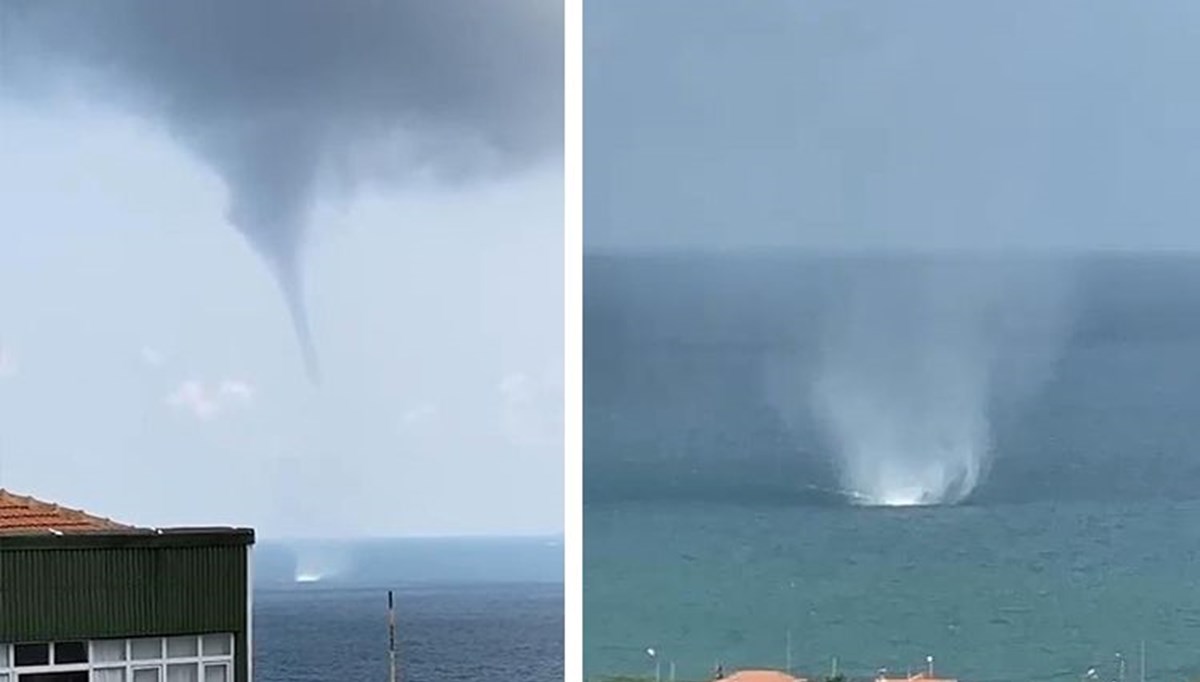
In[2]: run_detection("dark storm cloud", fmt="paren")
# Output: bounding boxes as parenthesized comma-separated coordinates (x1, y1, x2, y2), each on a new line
(2, 0, 562, 380)
(585, 0, 1200, 252)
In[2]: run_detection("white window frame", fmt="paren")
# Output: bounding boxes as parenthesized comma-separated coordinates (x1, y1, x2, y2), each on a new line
(0, 642, 12, 682)
(0, 635, 234, 682)
(2, 641, 89, 677)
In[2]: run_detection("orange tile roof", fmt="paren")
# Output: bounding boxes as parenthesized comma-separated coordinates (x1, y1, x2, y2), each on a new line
(878, 674, 957, 682)
(720, 671, 807, 682)
(0, 489, 136, 535)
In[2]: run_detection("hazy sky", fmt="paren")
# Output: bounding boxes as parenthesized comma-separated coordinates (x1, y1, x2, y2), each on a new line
(586, 0, 1200, 253)
(0, 1, 562, 538)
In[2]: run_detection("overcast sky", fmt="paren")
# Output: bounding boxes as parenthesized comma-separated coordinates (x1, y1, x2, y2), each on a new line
(586, 0, 1200, 253)
(0, 1, 562, 538)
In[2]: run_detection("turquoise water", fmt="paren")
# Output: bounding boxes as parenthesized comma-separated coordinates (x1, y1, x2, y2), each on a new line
(585, 501, 1200, 682)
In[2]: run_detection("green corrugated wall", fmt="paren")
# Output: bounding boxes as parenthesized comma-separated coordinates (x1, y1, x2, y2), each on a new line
(0, 542, 250, 682)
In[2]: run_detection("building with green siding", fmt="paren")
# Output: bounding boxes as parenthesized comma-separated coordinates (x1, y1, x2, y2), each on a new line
(0, 490, 255, 682)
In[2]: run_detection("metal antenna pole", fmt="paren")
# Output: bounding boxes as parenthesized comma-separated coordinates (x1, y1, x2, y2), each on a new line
(388, 590, 398, 682)
(786, 629, 792, 673)
(1139, 640, 1145, 682)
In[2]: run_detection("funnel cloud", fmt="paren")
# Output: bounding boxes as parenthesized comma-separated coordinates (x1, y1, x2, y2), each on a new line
(2, 0, 563, 381)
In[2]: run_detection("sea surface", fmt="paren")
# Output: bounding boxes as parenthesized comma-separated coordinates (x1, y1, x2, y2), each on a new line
(584, 253, 1200, 681)
(254, 583, 563, 682)
(585, 501, 1200, 682)
(250, 538, 562, 682)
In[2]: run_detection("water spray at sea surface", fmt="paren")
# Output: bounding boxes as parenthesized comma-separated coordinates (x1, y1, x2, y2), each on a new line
(797, 258, 1076, 506)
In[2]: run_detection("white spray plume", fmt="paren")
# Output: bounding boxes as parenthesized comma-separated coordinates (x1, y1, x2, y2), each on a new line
(775, 257, 1076, 506)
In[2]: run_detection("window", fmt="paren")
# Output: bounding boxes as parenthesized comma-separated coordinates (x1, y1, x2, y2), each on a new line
(164, 639, 196, 660)
(129, 640, 161, 662)
(14, 643, 50, 667)
(165, 663, 198, 682)
(1, 637, 231, 682)
(197, 637, 229, 659)
(92, 641, 127, 664)
(53, 642, 87, 665)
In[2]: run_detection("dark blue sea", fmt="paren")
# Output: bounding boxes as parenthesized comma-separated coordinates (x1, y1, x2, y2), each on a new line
(252, 538, 562, 682)
(254, 583, 562, 682)
(584, 253, 1200, 681)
